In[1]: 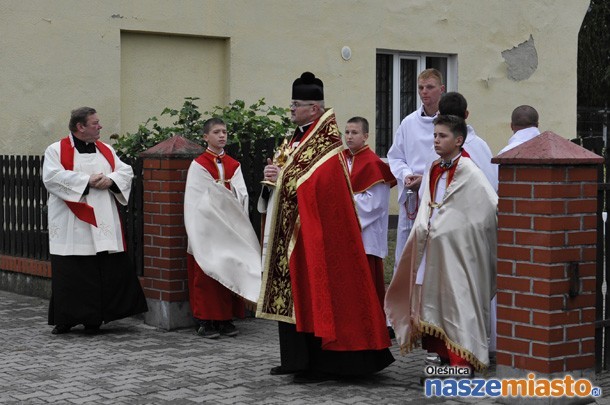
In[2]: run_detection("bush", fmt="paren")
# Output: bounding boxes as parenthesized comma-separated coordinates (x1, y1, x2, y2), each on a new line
(110, 97, 292, 159)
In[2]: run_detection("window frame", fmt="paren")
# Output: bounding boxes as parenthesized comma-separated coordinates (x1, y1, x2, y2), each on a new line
(375, 50, 458, 156)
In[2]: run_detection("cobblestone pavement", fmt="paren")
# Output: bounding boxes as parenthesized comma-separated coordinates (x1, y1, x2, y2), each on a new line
(1, 289, 608, 404)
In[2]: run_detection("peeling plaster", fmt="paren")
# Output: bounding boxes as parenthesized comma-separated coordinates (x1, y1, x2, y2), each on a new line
(502, 34, 538, 81)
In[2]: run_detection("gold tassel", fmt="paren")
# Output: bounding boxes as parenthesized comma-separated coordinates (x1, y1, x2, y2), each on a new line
(419, 320, 488, 372)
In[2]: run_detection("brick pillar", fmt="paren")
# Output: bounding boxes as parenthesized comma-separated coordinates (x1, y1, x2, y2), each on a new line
(139, 136, 203, 330)
(492, 132, 602, 402)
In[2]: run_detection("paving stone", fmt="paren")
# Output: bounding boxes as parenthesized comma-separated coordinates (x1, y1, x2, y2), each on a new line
(1, 289, 607, 404)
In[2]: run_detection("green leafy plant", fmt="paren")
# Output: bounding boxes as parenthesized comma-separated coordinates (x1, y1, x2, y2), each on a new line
(204, 99, 292, 149)
(110, 97, 291, 159)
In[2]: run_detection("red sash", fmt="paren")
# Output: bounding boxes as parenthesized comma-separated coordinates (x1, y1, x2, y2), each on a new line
(59, 136, 115, 227)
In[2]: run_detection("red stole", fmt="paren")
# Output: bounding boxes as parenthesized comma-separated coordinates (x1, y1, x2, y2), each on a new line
(429, 150, 470, 202)
(343, 146, 396, 193)
(59, 136, 115, 227)
(194, 149, 240, 189)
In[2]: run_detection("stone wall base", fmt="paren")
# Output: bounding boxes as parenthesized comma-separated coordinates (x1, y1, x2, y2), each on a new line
(142, 298, 195, 331)
(0, 269, 51, 299)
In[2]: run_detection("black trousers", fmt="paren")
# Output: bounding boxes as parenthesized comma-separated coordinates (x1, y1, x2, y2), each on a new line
(48, 252, 148, 326)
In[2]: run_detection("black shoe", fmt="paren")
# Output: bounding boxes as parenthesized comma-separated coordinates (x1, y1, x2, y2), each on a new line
(270, 365, 298, 375)
(51, 324, 73, 335)
(217, 320, 239, 337)
(293, 371, 333, 384)
(197, 321, 220, 339)
(387, 326, 396, 340)
(83, 324, 101, 335)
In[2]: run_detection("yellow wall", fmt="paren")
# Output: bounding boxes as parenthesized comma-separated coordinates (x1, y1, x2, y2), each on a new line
(0, 0, 589, 155)
(120, 32, 229, 134)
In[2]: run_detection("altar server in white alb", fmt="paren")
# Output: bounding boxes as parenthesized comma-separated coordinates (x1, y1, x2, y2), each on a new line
(342, 116, 396, 308)
(184, 118, 262, 339)
(387, 68, 444, 277)
(43, 107, 147, 335)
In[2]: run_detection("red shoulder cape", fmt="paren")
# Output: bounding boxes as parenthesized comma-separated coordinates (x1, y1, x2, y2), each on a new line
(194, 150, 240, 190)
(343, 146, 396, 193)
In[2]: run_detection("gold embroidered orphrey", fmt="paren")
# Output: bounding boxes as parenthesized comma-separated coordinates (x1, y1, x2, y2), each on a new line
(257, 109, 343, 323)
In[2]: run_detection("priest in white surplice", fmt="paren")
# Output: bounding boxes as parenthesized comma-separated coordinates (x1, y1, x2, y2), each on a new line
(43, 107, 147, 335)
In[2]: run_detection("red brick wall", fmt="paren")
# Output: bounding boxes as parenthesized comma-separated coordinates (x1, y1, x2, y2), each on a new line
(496, 164, 597, 373)
(139, 157, 191, 303)
(0, 255, 51, 278)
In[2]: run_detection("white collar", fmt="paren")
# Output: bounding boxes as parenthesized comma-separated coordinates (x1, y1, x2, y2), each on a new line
(298, 121, 314, 132)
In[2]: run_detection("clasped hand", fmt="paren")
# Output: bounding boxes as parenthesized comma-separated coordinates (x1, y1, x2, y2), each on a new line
(89, 173, 113, 190)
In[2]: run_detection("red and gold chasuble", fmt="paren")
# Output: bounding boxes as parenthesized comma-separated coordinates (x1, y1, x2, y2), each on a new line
(343, 145, 396, 193)
(59, 136, 115, 227)
(256, 109, 390, 352)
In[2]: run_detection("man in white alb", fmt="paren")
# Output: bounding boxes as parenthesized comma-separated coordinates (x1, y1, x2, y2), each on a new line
(387, 68, 444, 279)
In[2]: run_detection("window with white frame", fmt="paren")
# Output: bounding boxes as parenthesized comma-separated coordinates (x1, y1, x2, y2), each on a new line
(375, 51, 457, 157)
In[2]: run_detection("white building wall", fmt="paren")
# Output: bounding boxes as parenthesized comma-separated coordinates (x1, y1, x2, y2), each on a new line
(0, 0, 589, 155)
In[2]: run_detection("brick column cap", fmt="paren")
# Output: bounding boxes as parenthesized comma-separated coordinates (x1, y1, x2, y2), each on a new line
(140, 135, 204, 158)
(492, 131, 603, 165)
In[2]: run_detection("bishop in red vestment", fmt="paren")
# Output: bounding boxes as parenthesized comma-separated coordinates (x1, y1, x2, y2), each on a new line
(257, 73, 393, 383)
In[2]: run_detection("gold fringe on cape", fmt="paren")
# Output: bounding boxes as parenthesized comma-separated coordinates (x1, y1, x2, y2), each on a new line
(399, 320, 488, 372)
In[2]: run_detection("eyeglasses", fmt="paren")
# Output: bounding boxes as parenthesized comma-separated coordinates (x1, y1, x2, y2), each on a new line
(290, 102, 315, 109)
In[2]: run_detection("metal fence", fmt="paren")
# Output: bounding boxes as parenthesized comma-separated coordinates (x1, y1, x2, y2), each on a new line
(0, 155, 144, 274)
(574, 106, 610, 372)
(0, 137, 274, 277)
(0, 155, 49, 261)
